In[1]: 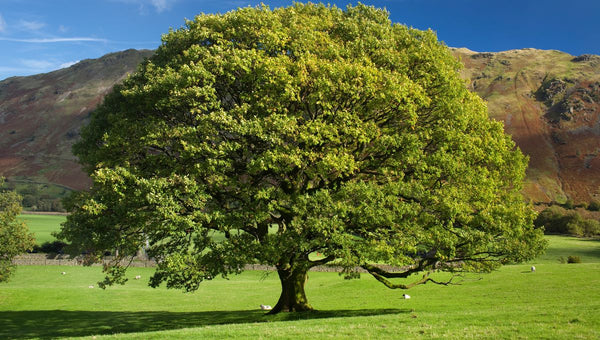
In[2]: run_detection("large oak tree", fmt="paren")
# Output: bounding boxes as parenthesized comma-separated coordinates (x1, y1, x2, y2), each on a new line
(59, 3, 546, 313)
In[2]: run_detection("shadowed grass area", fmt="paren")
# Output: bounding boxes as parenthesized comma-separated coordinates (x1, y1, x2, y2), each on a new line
(0, 309, 405, 339)
(534, 235, 600, 263)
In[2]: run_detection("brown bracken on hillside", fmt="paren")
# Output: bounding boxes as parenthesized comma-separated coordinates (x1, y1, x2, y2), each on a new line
(0, 48, 598, 204)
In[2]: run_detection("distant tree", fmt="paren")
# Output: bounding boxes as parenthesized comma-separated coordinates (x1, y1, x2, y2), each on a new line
(58, 3, 546, 313)
(0, 178, 35, 283)
(535, 206, 575, 234)
(535, 205, 600, 237)
(581, 219, 600, 237)
(21, 195, 38, 209)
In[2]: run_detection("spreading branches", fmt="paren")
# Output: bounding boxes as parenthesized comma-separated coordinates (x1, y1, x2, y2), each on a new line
(365, 266, 459, 290)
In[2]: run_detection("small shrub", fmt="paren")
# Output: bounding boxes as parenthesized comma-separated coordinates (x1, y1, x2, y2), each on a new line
(588, 200, 600, 211)
(563, 199, 575, 210)
(567, 255, 581, 263)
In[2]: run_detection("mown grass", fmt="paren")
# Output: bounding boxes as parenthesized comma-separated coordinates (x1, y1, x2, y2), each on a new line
(1, 236, 598, 339)
(17, 214, 66, 244)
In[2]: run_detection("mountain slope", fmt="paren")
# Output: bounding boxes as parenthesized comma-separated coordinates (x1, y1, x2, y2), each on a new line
(0, 49, 153, 192)
(451, 48, 600, 203)
(0, 48, 598, 205)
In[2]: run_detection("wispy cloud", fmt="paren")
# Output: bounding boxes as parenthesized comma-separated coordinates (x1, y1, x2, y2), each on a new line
(150, 0, 171, 12)
(0, 13, 6, 33)
(18, 19, 45, 31)
(110, 0, 178, 13)
(0, 37, 108, 43)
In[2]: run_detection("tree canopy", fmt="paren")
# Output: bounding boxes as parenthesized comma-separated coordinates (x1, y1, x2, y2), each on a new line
(0, 178, 34, 283)
(58, 3, 546, 313)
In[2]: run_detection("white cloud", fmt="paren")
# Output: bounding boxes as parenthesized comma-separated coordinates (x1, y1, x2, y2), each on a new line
(150, 0, 178, 12)
(0, 13, 6, 33)
(18, 19, 45, 31)
(110, 0, 177, 13)
(59, 60, 79, 69)
(0, 37, 108, 43)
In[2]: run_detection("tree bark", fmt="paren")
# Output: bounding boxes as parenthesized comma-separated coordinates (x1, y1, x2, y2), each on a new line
(268, 266, 313, 314)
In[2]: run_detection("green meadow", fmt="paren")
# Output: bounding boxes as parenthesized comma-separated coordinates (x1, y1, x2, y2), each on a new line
(17, 214, 66, 244)
(1, 235, 598, 339)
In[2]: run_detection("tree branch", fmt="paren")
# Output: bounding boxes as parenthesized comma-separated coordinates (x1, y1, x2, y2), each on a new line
(368, 270, 459, 290)
(308, 255, 336, 268)
(361, 263, 421, 279)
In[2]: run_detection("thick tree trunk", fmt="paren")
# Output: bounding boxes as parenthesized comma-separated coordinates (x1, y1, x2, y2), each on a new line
(268, 266, 313, 314)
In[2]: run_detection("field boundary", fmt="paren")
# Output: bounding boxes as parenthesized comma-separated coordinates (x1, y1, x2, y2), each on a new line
(13, 254, 156, 268)
(13, 253, 401, 273)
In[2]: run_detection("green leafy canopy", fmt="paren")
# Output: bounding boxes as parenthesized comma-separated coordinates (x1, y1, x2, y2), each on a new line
(58, 3, 546, 310)
(0, 178, 35, 283)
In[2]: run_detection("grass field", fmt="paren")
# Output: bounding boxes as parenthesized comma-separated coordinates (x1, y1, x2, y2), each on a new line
(1, 236, 598, 339)
(17, 214, 66, 244)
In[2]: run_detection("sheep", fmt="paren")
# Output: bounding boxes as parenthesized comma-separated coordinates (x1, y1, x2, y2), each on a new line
(61, 271, 66, 275)
(402, 294, 411, 299)
(135, 275, 141, 280)
(531, 266, 536, 272)
(260, 304, 272, 310)
(88, 285, 94, 289)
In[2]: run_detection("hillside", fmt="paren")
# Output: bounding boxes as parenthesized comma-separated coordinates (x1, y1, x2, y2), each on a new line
(0, 47, 598, 206)
(0, 49, 153, 209)
(452, 48, 600, 203)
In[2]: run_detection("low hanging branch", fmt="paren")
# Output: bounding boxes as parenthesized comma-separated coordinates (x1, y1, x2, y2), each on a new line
(362, 262, 459, 289)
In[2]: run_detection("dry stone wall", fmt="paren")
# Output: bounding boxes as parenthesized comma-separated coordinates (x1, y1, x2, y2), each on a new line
(14, 254, 403, 273)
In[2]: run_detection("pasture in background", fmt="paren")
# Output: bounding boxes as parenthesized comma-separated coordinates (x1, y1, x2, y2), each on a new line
(17, 214, 66, 245)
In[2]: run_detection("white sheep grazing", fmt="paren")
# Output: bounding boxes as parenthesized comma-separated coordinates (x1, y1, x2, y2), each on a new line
(88, 285, 94, 289)
(260, 304, 272, 310)
(402, 294, 411, 299)
(135, 275, 141, 280)
(531, 266, 536, 272)
(61, 271, 66, 275)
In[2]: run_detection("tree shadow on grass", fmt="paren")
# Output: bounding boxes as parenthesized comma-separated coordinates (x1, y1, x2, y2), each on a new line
(0, 308, 407, 339)
(577, 239, 600, 260)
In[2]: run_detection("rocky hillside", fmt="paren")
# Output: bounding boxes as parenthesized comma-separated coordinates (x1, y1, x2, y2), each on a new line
(0, 47, 598, 205)
(452, 48, 600, 203)
(0, 49, 153, 195)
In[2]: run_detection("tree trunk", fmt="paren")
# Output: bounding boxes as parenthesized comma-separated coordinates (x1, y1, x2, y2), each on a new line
(268, 266, 313, 314)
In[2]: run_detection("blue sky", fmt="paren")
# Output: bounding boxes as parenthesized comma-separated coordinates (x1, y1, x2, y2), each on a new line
(1, 0, 599, 80)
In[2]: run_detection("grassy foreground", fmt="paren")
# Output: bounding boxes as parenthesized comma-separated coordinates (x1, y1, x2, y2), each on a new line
(0, 237, 598, 339)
